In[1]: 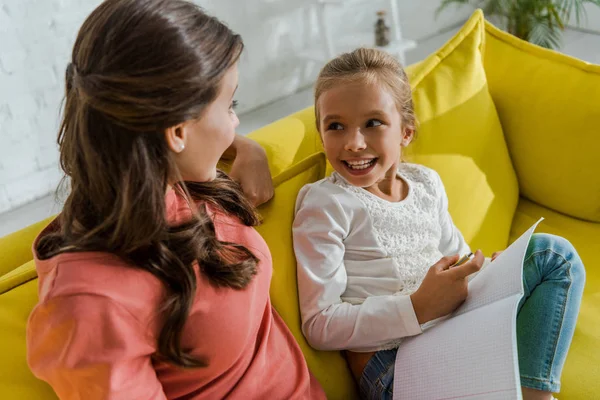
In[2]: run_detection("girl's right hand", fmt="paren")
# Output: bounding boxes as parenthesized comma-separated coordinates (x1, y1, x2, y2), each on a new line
(410, 250, 484, 324)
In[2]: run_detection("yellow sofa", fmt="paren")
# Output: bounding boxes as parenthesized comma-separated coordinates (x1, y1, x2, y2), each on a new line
(1, 11, 598, 400)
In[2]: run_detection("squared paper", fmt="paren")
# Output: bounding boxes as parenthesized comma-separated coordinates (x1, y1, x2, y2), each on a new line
(392, 219, 543, 400)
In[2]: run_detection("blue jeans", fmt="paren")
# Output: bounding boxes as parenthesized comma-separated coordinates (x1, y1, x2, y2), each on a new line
(359, 233, 586, 399)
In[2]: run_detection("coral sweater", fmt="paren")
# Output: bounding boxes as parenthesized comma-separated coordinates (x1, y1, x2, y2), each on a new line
(27, 190, 325, 400)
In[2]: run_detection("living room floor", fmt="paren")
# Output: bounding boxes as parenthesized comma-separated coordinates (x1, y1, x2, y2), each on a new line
(1, 27, 599, 237)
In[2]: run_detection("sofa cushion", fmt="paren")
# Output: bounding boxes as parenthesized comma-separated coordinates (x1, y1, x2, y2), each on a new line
(255, 152, 358, 399)
(0, 260, 37, 295)
(245, 108, 322, 178)
(0, 217, 53, 277)
(404, 10, 519, 255)
(484, 20, 600, 222)
(510, 198, 600, 399)
(0, 279, 57, 398)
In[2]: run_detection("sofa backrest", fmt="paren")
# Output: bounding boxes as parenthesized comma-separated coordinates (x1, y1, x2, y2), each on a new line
(483, 21, 600, 222)
(0, 218, 53, 278)
(246, 107, 322, 177)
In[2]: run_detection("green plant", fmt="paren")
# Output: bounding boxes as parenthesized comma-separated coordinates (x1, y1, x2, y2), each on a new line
(438, 0, 600, 49)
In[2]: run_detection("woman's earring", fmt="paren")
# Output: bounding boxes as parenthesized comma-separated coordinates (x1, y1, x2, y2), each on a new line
(179, 143, 185, 152)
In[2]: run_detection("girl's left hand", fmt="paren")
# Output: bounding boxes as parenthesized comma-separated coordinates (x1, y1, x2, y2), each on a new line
(229, 138, 274, 207)
(491, 251, 503, 261)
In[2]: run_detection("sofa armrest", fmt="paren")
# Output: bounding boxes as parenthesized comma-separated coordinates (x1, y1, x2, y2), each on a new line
(0, 217, 54, 278)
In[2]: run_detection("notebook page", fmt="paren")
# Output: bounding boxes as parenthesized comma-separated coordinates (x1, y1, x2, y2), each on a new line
(393, 294, 522, 400)
(453, 219, 543, 317)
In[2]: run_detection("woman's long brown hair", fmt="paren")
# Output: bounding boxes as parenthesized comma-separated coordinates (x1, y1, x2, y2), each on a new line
(36, 0, 260, 368)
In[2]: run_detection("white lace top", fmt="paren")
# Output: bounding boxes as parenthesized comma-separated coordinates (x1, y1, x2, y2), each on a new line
(293, 163, 470, 352)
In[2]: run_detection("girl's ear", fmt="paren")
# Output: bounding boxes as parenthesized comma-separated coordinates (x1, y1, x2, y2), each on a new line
(400, 127, 414, 147)
(164, 122, 189, 153)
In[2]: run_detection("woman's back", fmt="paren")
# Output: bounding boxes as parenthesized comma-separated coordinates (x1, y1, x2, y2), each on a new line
(28, 190, 324, 399)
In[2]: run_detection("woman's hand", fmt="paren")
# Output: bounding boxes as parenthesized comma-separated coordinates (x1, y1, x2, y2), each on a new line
(491, 251, 503, 261)
(410, 250, 484, 324)
(225, 135, 274, 207)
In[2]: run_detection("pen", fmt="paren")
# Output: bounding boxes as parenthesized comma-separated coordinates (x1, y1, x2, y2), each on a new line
(452, 252, 474, 267)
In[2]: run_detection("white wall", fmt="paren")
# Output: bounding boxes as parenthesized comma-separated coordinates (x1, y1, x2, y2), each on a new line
(0, 0, 471, 214)
(203, 0, 473, 115)
(0, 0, 98, 214)
(568, 3, 600, 33)
(397, 1, 472, 40)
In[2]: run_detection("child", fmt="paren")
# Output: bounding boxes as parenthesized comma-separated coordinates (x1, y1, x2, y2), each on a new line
(293, 48, 585, 400)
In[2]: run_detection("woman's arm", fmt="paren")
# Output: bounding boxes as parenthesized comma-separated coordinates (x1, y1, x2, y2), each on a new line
(293, 185, 422, 352)
(27, 295, 167, 400)
(221, 134, 273, 206)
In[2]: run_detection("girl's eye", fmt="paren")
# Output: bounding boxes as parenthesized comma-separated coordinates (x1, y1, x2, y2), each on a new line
(366, 119, 383, 128)
(229, 100, 238, 113)
(327, 122, 343, 131)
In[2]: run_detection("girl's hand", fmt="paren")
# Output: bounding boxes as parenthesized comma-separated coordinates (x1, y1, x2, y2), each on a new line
(226, 136, 274, 206)
(410, 250, 484, 324)
(491, 251, 503, 261)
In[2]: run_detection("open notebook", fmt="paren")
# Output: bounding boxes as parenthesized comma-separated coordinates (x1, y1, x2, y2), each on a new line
(393, 218, 544, 400)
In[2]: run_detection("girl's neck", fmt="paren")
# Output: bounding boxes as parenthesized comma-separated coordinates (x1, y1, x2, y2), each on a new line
(364, 163, 407, 202)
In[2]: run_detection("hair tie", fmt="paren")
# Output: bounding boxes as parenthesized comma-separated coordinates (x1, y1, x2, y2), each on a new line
(65, 62, 78, 92)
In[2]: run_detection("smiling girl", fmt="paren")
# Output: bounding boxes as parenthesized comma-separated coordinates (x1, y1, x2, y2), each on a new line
(293, 48, 585, 400)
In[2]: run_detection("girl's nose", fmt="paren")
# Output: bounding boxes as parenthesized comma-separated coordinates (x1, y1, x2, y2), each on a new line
(344, 129, 366, 152)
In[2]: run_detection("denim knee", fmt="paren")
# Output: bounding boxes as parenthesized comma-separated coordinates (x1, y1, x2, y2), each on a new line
(527, 233, 586, 283)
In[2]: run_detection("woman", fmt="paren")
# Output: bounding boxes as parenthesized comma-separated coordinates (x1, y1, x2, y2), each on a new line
(26, 0, 326, 399)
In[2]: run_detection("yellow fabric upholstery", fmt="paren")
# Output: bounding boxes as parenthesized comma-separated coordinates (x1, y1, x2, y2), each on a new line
(245, 107, 321, 178)
(0, 10, 598, 399)
(0, 217, 53, 277)
(483, 21, 600, 222)
(510, 198, 600, 400)
(0, 279, 57, 398)
(255, 153, 358, 399)
(404, 10, 519, 256)
(0, 260, 37, 295)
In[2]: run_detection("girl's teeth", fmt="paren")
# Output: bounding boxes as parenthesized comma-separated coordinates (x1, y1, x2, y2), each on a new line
(346, 159, 375, 169)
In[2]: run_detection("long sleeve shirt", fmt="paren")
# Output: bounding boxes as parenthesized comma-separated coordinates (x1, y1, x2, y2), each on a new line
(293, 163, 470, 352)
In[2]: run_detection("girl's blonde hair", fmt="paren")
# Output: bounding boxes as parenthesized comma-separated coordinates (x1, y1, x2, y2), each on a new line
(314, 48, 417, 135)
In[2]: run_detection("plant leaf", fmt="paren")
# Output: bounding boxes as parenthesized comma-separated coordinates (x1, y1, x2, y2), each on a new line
(435, 0, 600, 44)
(528, 14, 562, 48)
(483, 0, 513, 16)
(436, 0, 473, 18)
(547, 3, 565, 28)
(558, 0, 587, 25)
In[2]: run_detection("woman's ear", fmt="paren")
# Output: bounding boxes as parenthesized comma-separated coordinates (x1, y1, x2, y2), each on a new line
(400, 127, 414, 147)
(164, 122, 188, 153)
